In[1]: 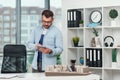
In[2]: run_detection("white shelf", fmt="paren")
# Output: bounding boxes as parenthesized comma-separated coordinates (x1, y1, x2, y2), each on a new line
(67, 6, 120, 80)
(68, 47, 84, 49)
(68, 27, 84, 30)
(85, 26, 102, 29)
(103, 26, 120, 29)
(89, 67, 102, 70)
(104, 67, 120, 70)
(103, 47, 120, 49)
(86, 47, 102, 49)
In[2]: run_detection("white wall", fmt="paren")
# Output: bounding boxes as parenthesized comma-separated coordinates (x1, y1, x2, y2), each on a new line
(61, 0, 120, 64)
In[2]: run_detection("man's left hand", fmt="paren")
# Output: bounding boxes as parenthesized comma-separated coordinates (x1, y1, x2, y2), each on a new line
(40, 47, 52, 54)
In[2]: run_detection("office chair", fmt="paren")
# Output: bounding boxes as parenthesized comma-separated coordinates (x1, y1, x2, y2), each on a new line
(1, 44, 27, 73)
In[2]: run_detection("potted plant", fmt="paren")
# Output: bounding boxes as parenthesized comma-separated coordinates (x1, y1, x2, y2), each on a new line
(72, 36, 79, 47)
(112, 48, 117, 67)
(79, 20, 84, 27)
(109, 9, 118, 26)
(56, 54, 61, 64)
(92, 28, 99, 37)
(92, 28, 101, 47)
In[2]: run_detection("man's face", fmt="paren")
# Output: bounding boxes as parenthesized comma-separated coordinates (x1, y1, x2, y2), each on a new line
(42, 15, 53, 29)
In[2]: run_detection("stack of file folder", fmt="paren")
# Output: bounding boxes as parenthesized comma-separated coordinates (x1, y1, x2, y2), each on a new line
(86, 48, 102, 67)
(67, 9, 81, 27)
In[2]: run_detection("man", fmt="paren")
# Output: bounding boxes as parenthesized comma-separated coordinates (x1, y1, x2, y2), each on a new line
(28, 10, 63, 72)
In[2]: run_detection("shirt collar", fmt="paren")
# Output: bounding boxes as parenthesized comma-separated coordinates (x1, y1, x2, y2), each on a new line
(42, 27, 48, 34)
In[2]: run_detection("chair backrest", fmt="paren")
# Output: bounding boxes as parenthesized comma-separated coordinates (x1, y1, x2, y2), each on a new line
(1, 44, 27, 73)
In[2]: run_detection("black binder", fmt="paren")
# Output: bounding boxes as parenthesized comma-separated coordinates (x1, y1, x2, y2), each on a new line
(89, 49, 93, 67)
(97, 49, 102, 67)
(93, 49, 97, 67)
(86, 48, 102, 67)
(67, 10, 71, 27)
(73, 10, 81, 27)
(86, 49, 90, 66)
(70, 10, 74, 27)
(67, 9, 81, 27)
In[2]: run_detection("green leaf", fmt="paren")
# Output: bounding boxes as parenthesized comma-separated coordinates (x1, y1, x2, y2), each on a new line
(112, 48, 117, 62)
(92, 28, 99, 37)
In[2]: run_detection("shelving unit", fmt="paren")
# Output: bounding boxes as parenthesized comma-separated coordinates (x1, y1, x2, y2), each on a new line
(67, 6, 120, 80)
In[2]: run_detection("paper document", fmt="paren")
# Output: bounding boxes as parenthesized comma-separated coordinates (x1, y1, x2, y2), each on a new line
(0, 74, 17, 79)
(0, 74, 25, 79)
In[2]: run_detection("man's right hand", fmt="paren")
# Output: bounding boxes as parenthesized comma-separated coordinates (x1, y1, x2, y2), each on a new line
(35, 44, 46, 52)
(35, 44, 42, 50)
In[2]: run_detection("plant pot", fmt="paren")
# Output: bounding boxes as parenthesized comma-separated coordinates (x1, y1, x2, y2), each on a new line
(112, 62, 117, 68)
(111, 20, 116, 26)
(74, 43, 78, 47)
(79, 24, 83, 27)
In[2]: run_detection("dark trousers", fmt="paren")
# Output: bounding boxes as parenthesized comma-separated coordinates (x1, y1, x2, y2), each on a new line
(32, 62, 44, 73)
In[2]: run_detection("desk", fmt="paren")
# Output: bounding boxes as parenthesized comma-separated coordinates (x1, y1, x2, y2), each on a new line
(0, 73, 100, 80)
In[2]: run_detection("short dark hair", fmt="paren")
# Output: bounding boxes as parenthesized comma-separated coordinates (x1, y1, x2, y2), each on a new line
(42, 10, 54, 18)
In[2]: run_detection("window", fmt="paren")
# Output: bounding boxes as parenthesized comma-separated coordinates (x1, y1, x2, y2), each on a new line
(11, 22, 16, 28)
(21, 15, 28, 21)
(21, 10, 28, 14)
(50, 0, 62, 31)
(21, 29, 28, 34)
(3, 16, 10, 21)
(21, 0, 45, 44)
(4, 36, 10, 42)
(0, 36, 2, 42)
(4, 30, 10, 35)
(0, 30, 2, 35)
(0, 0, 16, 51)
(0, 16, 2, 21)
(21, 23, 28, 28)
(30, 15, 39, 21)
(0, 23, 2, 28)
(30, 10, 36, 14)
(30, 23, 37, 27)
(3, 10, 10, 14)
(4, 22, 10, 28)
(11, 15, 16, 21)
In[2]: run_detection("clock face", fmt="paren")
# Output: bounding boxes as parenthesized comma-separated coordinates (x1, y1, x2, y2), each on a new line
(90, 10, 102, 23)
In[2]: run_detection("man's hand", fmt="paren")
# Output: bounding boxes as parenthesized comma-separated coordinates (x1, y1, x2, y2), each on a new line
(35, 44, 52, 54)
(38, 47, 52, 54)
(35, 44, 42, 50)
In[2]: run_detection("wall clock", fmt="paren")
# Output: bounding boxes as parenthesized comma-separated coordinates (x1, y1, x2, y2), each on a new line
(90, 10, 102, 23)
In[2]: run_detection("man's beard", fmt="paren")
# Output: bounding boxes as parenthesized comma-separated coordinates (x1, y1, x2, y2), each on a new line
(43, 23, 52, 29)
